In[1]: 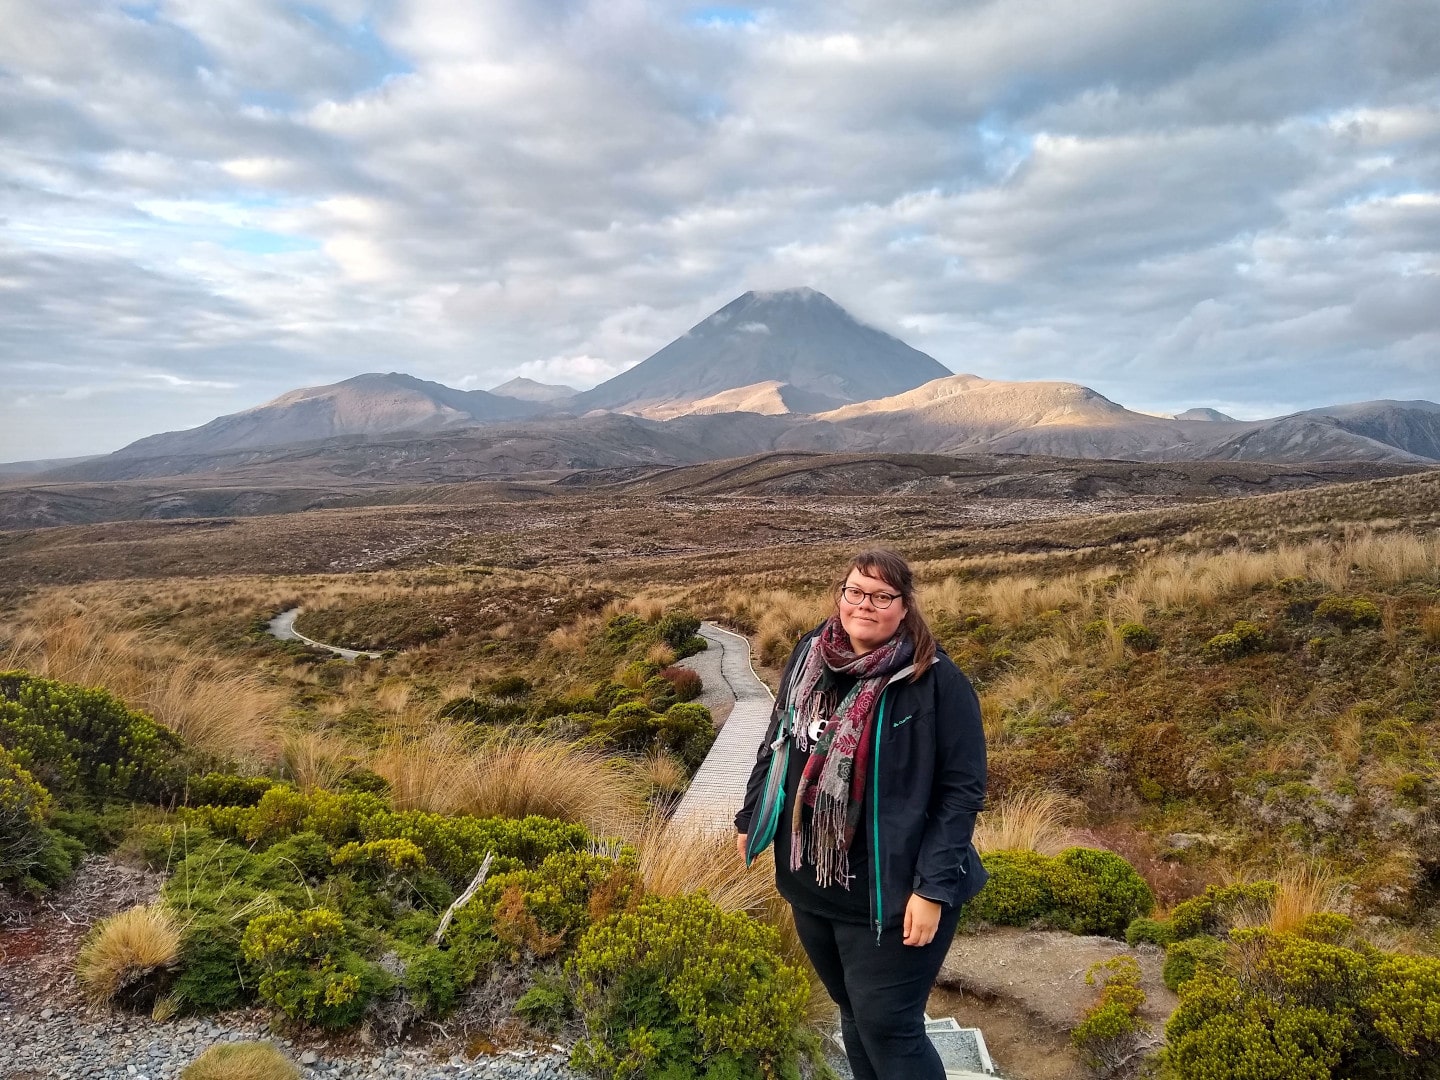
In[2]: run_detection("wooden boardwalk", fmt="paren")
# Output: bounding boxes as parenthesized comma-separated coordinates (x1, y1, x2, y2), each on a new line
(670, 622, 776, 835)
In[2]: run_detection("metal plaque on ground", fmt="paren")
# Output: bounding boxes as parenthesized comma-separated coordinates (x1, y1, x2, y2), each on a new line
(925, 1016, 995, 1076)
(829, 1019, 995, 1079)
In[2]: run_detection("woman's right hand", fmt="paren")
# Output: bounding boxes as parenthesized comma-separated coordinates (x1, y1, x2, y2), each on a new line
(736, 833, 747, 862)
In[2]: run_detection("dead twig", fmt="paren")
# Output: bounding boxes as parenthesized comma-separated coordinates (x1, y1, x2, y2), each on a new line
(433, 851, 494, 946)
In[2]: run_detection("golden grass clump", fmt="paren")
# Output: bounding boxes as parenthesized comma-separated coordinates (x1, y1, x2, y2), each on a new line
(634, 748, 689, 801)
(371, 722, 477, 815)
(182, 1041, 301, 1080)
(281, 729, 359, 793)
(646, 641, 678, 667)
(371, 722, 641, 833)
(973, 788, 1077, 856)
(75, 904, 181, 1005)
(1229, 864, 1349, 936)
(2, 607, 282, 766)
(463, 731, 641, 833)
(631, 813, 776, 915)
(1422, 605, 1440, 646)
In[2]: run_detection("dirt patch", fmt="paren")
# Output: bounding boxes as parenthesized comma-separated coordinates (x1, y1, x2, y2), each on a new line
(0, 855, 164, 1012)
(934, 927, 1174, 1077)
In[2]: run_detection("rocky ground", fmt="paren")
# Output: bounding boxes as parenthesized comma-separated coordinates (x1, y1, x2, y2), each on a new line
(0, 858, 585, 1080)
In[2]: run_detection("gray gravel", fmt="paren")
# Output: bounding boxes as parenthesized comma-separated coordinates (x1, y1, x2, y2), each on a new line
(0, 1007, 588, 1080)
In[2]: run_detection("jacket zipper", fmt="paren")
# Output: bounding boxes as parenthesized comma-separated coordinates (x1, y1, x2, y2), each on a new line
(871, 691, 887, 942)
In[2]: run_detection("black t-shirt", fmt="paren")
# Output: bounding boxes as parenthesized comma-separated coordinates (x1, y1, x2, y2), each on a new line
(773, 671, 872, 923)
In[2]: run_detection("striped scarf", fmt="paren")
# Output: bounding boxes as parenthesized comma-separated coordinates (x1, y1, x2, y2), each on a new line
(788, 617, 913, 888)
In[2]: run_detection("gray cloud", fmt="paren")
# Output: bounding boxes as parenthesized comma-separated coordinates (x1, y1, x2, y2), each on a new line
(0, 0, 1436, 458)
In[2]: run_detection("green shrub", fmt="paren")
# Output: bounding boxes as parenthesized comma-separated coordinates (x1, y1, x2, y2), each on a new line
(446, 849, 642, 976)
(1314, 596, 1382, 631)
(1168, 881, 1278, 941)
(1162, 935, 1227, 992)
(514, 973, 572, 1033)
(0, 745, 80, 894)
(654, 611, 703, 654)
(1362, 953, 1440, 1062)
(0, 671, 184, 803)
(1049, 847, 1155, 938)
(1073, 956, 1150, 1078)
(172, 913, 250, 1013)
(398, 943, 459, 1017)
(242, 907, 390, 1028)
(1202, 621, 1267, 662)
(568, 893, 808, 1080)
(969, 848, 1153, 939)
(188, 773, 281, 808)
(1126, 917, 1174, 948)
(660, 702, 716, 769)
(605, 614, 647, 647)
(968, 850, 1055, 927)
(1118, 623, 1159, 651)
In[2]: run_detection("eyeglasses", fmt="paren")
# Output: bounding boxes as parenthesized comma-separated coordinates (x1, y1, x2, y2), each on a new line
(840, 584, 901, 609)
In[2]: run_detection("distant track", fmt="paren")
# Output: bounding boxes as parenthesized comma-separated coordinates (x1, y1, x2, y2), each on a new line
(670, 622, 775, 834)
(268, 607, 383, 661)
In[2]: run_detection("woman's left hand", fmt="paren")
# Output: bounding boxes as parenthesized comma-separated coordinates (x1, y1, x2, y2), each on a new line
(903, 893, 943, 947)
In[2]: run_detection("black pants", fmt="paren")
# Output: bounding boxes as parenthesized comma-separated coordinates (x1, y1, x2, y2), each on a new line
(791, 904, 961, 1080)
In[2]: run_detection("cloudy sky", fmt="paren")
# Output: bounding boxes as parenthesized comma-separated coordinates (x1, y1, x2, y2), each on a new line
(3, 0, 1438, 459)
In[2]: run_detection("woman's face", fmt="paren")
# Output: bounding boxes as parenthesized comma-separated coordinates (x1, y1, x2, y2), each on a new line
(838, 567, 908, 655)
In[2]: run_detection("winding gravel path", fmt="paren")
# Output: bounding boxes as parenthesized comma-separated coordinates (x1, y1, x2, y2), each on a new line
(268, 607, 383, 661)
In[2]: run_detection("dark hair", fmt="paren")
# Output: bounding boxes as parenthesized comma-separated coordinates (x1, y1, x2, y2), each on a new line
(834, 548, 936, 678)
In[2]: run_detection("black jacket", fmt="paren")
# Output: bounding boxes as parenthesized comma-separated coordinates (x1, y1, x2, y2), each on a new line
(735, 627, 989, 938)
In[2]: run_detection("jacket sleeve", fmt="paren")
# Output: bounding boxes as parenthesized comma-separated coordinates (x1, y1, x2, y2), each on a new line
(733, 630, 813, 834)
(912, 658, 988, 904)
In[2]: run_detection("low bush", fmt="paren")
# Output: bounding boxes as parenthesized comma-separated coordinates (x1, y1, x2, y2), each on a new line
(968, 847, 1154, 939)
(589, 701, 715, 770)
(1314, 596, 1383, 631)
(1118, 623, 1159, 651)
(1161, 935, 1227, 992)
(0, 744, 79, 895)
(1125, 917, 1174, 948)
(0, 671, 184, 804)
(659, 666, 703, 703)
(1162, 916, 1440, 1079)
(187, 772, 281, 808)
(1049, 847, 1156, 938)
(1201, 621, 1268, 662)
(1166, 880, 1279, 941)
(76, 904, 181, 1008)
(241, 906, 392, 1028)
(446, 849, 643, 975)
(181, 1041, 301, 1080)
(1072, 956, 1150, 1078)
(568, 892, 809, 1080)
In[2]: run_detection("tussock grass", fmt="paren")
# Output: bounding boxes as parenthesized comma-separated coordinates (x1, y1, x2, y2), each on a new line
(2, 607, 283, 765)
(633, 749, 689, 802)
(281, 729, 359, 793)
(371, 721, 477, 815)
(974, 789, 1078, 856)
(631, 814, 775, 915)
(182, 1042, 301, 1080)
(75, 904, 181, 1005)
(463, 731, 641, 832)
(371, 722, 641, 833)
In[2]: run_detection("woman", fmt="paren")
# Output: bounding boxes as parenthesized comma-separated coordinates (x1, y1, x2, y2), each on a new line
(734, 549, 987, 1080)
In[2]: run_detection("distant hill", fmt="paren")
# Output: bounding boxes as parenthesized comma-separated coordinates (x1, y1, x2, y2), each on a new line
(1174, 408, 1235, 422)
(490, 377, 578, 404)
(106, 373, 542, 460)
(0, 454, 101, 477)
(1294, 400, 1440, 462)
(569, 287, 952, 416)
